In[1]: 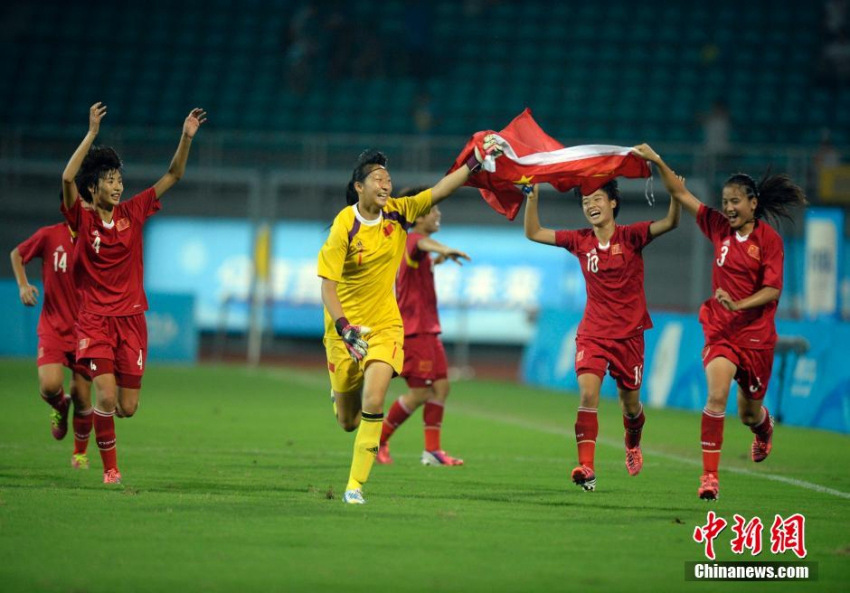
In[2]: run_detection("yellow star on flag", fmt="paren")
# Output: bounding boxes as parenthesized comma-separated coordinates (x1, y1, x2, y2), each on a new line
(514, 174, 535, 185)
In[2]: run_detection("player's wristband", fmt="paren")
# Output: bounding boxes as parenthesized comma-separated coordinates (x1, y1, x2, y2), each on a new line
(334, 316, 350, 336)
(465, 153, 482, 173)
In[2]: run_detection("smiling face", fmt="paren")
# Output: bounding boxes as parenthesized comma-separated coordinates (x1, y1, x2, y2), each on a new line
(355, 165, 392, 209)
(581, 189, 617, 227)
(721, 184, 757, 231)
(90, 169, 124, 211)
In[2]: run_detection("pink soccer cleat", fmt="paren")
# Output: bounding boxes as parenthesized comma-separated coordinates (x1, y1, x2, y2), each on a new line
(376, 443, 393, 465)
(751, 417, 774, 463)
(698, 472, 719, 501)
(421, 450, 464, 466)
(625, 446, 643, 476)
(103, 468, 122, 484)
(571, 464, 597, 491)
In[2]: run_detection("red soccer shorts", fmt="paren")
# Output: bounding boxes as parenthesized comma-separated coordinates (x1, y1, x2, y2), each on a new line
(702, 340, 774, 400)
(575, 334, 645, 391)
(76, 312, 147, 385)
(401, 333, 448, 388)
(37, 332, 91, 378)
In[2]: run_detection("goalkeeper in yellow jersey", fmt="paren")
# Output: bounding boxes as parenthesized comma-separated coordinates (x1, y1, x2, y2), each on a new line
(318, 137, 503, 504)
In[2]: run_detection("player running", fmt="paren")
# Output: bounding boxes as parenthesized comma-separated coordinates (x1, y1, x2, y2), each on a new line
(632, 143, 807, 500)
(319, 137, 503, 504)
(524, 181, 680, 491)
(377, 186, 468, 468)
(11, 199, 94, 469)
(61, 102, 206, 484)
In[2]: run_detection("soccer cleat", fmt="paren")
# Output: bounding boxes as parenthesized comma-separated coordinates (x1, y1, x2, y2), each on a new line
(698, 472, 719, 501)
(49, 396, 71, 440)
(421, 450, 464, 466)
(376, 443, 393, 465)
(625, 446, 643, 476)
(71, 453, 89, 470)
(571, 464, 596, 491)
(751, 416, 774, 463)
(343, 489, 365, 504)
(103, 468, 122, 484)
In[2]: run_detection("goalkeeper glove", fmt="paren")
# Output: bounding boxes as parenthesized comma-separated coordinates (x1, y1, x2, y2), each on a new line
(335, 317, 371, 362)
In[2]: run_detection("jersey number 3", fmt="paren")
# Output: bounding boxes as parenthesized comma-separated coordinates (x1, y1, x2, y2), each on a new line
(716, 245, 729, 267)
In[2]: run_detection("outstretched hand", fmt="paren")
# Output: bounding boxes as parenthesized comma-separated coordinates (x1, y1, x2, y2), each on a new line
(89, 102, 107, 136)
(474, 133, 506, 163)
(436, 248, 471, 266)
(183, 108, 208, 138)
(631, 143, 661, 163)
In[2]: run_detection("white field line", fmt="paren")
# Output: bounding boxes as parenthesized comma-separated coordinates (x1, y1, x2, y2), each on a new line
(258, 368, 850, 500)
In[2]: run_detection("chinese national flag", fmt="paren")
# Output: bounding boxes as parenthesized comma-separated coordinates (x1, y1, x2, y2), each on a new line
(449, 109, 651, 220)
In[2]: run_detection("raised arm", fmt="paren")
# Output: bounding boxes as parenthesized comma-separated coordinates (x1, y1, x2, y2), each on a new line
(62, 102, 106, 210)
(648, 186, 682, 238)
(431, 134, 504, 205)
(416, 236, 470, 265)
(10, 248, 38, 306)
(523, 185, 558, 245)
(152, 108, 207, 199)
(632, 144, 703, 217)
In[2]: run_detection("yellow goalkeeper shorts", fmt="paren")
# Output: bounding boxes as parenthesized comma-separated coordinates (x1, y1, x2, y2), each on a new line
(324, 326, 404, 393)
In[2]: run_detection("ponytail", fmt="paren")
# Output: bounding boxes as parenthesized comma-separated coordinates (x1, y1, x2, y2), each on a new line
(724, 170, 808, 225)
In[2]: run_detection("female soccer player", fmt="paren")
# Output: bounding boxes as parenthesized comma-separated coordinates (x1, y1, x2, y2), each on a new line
(376, 186, 469, 468)
(524, 181, 680, 491)
(631, 143, 807, 500)
(61, 102, 206, 484)
(11, 202, 93, 469)
(319, 138, 502, 504)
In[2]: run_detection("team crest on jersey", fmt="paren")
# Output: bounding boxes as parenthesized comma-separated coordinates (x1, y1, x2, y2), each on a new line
(92, 230, 99, 236)
(747, 244, 760, 261)
(612, 244, 622, 255)
(383, 223, 394, 237)
(79, 338, 89, 350)
(722, 238, 730, 247)
(117, 218, 130, 232)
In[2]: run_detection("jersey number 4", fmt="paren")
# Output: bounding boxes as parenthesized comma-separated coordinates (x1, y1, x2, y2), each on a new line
(92, 236, 102, 254)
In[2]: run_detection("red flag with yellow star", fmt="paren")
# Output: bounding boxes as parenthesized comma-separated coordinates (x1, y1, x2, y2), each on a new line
(449, 109, 651, 220)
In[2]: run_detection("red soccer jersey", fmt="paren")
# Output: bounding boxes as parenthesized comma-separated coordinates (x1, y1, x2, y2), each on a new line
(396, 232, 441, 336)
(696, 205, 783, 349)
(16, 223, 79, 347)
(555, 221, 654, 339)
(61, 188, 161, 316)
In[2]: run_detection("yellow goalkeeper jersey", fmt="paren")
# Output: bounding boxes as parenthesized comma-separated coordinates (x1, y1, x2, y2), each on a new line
(317, 189, 432, 337)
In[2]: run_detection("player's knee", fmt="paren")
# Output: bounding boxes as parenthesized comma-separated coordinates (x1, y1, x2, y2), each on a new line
(738, 408, 760, 425)
(118, 403, 138, 418)
(39, 380, 64, 398)
(338, 417, 360, 432)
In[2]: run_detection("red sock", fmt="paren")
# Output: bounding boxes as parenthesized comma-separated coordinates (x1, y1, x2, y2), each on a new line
(575, 407, 598, 470)
(749, 407, 771, 436)
(41, 388, 66, 410)
(701, 409, 725, 474)
(423, 400, 445, 452)
(73, 408, 94, 455)
(93, 408, 118, 471)
(624, 405, 646, 449)
(380, 399, 412, 445)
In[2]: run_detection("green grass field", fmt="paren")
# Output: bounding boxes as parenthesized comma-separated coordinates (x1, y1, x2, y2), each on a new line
(1, 358, 848, 592)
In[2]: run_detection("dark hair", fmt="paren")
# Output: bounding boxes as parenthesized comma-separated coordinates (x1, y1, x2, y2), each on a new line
(345, 149, 388, 205)
(573, 179, 620, 219)
(724, 170, 808, 225)
(75, 146, 123, 203)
